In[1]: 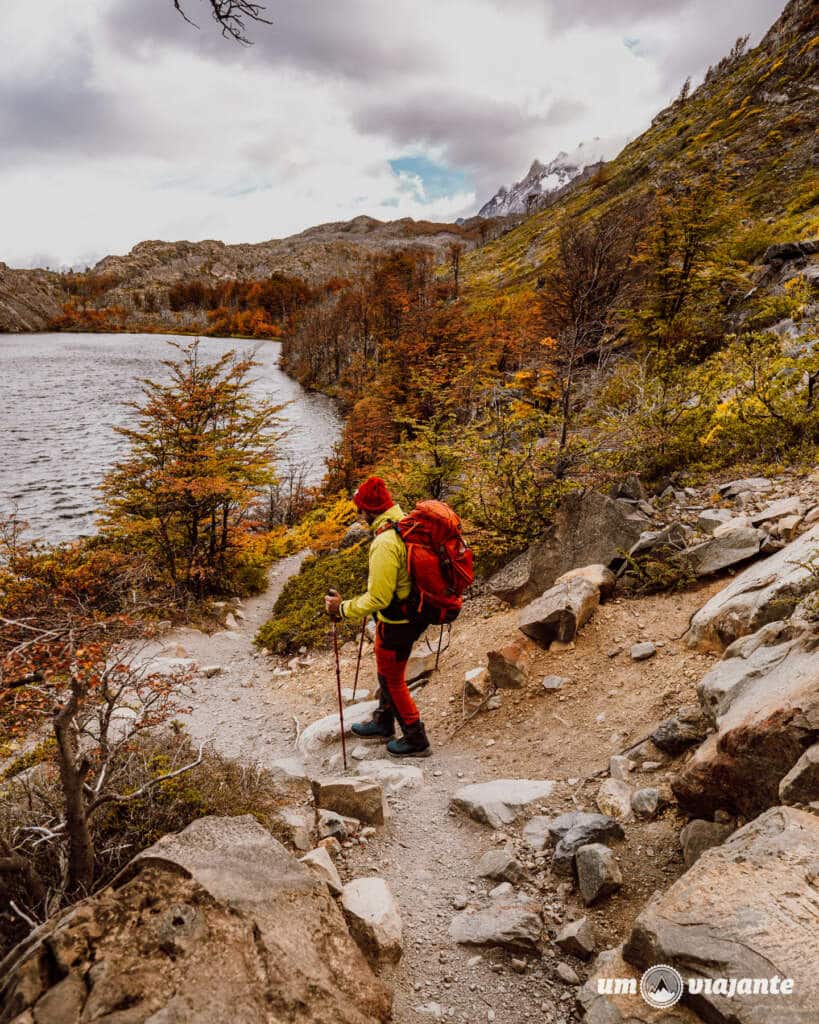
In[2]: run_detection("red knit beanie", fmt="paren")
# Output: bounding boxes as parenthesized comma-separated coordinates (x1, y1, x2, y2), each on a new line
(353, 476, 393, 514)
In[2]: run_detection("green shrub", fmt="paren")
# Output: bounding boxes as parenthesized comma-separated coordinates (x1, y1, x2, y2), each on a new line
(256, 542, 370, 654)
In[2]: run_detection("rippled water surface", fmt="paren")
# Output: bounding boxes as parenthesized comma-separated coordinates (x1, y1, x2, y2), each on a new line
(0, 333, 341, 542)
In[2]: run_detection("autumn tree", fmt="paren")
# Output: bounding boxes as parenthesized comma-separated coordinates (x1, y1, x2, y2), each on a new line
(101, 341, 282, 597)
(540, 200, 643, 465)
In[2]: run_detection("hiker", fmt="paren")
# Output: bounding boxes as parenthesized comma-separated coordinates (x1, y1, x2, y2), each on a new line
(324, 476, 432, 758)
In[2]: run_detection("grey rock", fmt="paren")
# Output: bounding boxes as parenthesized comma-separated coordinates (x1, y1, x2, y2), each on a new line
(628, 522, 690, 558)
(464, 666, 489, 698)
(674, 626, 819, 818)
(675, 526, 763, 577)
(488, 881, 513, 899)
(450, 779, 555, 829)
(518, 576, 599, 648)
(273, 807, 314, 853)
(449, 903, 542, 953)
(296, 699, 379, 754)
(548, 812, 624, 877)
(299, 846, 343, 896)
(317, 809, 358, 841)
(555, 917, 596, 960)
(750, 496, 803, 525)
(679, 819, 733, 867)
(595, 779, 633, 822)
(487, 643, 527, 689)
(339, 521, 369, 549)
(763, 240, 819, 263)
(554, 563, 616, 601)
(488, 489, 649, 606)
(697, 508, 734, 534)
(625, 807, 819, 1024)
(687, 523, 819, 651)
(779, 742, 819, 804)
(476, 849, 526, 885)
(629, 642, 656, 662)
(718, 476, 772, 498)
(575, 844, 622, 905)
(630, 788, 661, 820)
(521, 815, 553, 853)
(650, 704, 709, 755)
(0, 815, 392, 1024)
(542, 675, 568, 692)
(200, 664, 223, 678)
(341, 877, 403, 966)
(608, 754, 634, 781)
(354, 759, 423, 794)
(555, 962, 581, 985)
(311, 777, 388, 826)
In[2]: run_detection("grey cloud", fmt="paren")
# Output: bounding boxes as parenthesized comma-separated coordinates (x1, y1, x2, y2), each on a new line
(353, 91, 586, 194)
(104, 0, 438, 81)
(0, 52, 149, 168)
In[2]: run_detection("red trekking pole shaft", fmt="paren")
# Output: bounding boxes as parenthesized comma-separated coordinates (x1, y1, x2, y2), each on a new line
(327, 590, 348, 771)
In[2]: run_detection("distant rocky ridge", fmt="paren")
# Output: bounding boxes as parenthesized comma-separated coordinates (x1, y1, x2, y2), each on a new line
(477, 145, 609, 218)
(0, 215, 484, 334)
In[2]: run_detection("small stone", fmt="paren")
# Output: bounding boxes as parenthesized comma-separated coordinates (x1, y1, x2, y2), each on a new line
(575, 844, 622, 904)
(555, 962, 581, 985)
(631, 787, 661, 820)
(487, 643, 528, 689)
(555, 917, 596, 960)
(311, 777, 388, 826)
(486, 695, 502, 711)
(511, 958, 528, 974)
(465, 666, 490, 698)
(596, 779, 634, 822)
(679, 819, 733, 868)
(542, 675, 567, 692)
(609, 755, 633, 781)
(318, 836, 342, 857)
(350, 745, 370, 761)
(201, 664, 222, 678)
(630, 642, 656, 661)
(488, 882, 513, 899)
(453, 894, 470, 911)
(477, 849, 526, 885)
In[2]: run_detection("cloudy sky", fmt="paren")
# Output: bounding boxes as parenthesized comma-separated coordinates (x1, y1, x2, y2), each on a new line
(1, 0, 785, 269)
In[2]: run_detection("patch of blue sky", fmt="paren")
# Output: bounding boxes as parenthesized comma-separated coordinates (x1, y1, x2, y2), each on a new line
(388, 155, 469, 203)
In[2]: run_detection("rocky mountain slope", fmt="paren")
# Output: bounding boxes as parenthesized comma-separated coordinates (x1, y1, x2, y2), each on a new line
(466, 0, 818, 294)
(477, 145, 608, 218)
(0, 263, 65, 333)
(0, 215, 481, 333)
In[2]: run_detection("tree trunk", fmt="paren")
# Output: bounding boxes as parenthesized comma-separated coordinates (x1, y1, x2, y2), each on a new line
(54, 692, 95, 895)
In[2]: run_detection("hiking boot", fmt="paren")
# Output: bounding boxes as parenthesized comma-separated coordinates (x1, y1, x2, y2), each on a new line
(387, 721, 432, 758)
(352, 710, 395, 740)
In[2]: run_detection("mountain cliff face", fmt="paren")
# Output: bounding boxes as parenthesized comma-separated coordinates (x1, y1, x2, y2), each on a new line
(478, 145, 609, 218)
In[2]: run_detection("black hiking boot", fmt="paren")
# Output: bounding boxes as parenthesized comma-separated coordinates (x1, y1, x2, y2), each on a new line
(352, 709, 395, 741)
(387, 721, 432, 758)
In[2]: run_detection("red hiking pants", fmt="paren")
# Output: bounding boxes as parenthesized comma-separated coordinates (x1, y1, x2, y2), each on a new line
(374, 619, 426, 728)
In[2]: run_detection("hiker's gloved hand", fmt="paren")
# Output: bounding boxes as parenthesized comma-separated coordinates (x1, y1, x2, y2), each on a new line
(325, 590, 342, 618)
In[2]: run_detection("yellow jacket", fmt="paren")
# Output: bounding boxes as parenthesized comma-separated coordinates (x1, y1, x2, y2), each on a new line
(340, 504, 411, 624)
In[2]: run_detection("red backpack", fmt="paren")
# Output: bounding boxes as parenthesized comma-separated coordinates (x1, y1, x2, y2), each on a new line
(389, 500, 474, 624)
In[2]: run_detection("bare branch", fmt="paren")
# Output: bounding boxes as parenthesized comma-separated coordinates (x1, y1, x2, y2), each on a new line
(87, 745, 204, 815)
(173, 0, 272, 44)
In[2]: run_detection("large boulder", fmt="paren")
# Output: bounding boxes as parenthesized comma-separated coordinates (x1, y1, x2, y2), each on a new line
(297, 700, 380, 755)
(450, 779, 555, 829)
(624, 806, 819, 1024)
(518, 577, 600, 648)
(686, 524, 819, 652)
(778, 741, 819, 804)
(488, 490, 650, 606)
(673, 526, 763, 578)
(673, 627, 819, 818)
(0, 816, 390, 1024)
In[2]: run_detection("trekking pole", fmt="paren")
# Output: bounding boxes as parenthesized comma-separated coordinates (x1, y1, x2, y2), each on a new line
(434, 623, 445, 672)
(327, 590, 348, 771)
(351, 618, 367, 701)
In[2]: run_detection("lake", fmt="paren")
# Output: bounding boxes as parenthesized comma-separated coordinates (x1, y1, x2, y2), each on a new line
(0, 332, 341, 543)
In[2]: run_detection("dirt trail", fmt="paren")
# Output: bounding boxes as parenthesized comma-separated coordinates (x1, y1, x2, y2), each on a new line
(151, 561, 724, 1024)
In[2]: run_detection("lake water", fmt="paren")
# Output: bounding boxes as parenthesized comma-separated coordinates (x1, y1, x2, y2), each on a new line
(0, 333, 341, 543)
